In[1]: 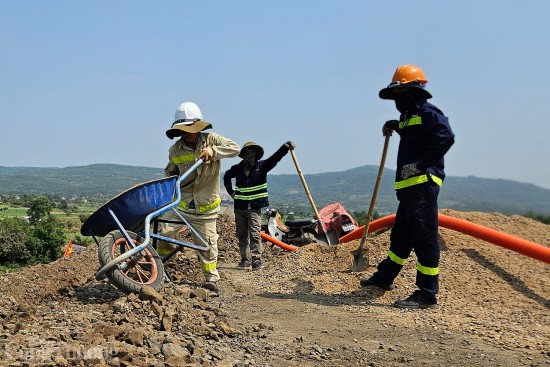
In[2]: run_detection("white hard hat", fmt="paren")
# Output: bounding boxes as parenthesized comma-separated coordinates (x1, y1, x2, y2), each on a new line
(175, 102, 203, 122)
(166, 102, 212, 139)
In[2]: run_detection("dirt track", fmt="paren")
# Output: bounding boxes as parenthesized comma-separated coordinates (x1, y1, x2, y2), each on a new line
(0, 210, 549, 366)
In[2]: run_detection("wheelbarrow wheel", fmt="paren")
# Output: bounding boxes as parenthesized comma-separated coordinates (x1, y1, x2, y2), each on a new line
(98, 230, 164, 294)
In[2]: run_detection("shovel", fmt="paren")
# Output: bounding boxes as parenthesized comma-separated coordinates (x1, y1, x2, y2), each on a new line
(351, 133, 391, 272)
(289, 149, 336, 245)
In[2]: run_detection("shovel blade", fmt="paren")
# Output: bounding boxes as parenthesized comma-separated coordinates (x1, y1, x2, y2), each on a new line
(351, 248, 369, 272)
(314, 229, 339, 246)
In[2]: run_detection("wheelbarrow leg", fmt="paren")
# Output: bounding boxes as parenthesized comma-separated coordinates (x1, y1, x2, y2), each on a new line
(160, 246, 186, 283)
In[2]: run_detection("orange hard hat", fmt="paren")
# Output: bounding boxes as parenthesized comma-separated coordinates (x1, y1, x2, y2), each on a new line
(379, 64, 432, 100)
(391, 65, 428, 85)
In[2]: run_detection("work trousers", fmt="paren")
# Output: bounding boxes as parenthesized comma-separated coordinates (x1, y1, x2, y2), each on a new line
(158, 209, 220, 282)
(374, 182, 440, 295)
(234, 208, 262, 262)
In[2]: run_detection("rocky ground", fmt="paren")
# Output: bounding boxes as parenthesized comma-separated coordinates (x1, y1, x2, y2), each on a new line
(0, 209, 548, 367)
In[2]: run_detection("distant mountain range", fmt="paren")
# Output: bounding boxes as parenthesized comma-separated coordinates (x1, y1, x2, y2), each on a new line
(1, 164, 549, 215)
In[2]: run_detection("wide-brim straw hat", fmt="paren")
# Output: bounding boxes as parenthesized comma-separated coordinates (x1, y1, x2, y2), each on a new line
(239, 141, 264, 160)
(166, 120, 212, 139)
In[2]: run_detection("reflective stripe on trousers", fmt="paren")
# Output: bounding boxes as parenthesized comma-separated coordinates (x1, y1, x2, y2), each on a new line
(374, 182, 441, 294)
(158, 209, 220, 282)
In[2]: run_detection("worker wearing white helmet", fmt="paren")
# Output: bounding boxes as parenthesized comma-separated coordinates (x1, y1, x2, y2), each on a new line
(160, 102, 240, 292)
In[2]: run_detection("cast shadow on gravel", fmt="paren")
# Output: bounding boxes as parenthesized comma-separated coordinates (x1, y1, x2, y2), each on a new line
(463, 248, 549, 308)
(257, 278, 391, 308)
(71, 282, 125, 304)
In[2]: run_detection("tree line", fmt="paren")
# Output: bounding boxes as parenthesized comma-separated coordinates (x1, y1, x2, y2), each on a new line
(0, 196, 66, 273)
(1, 193, 81, 213)
(1, 194, 548, 274)
(523, 211, 550, 225)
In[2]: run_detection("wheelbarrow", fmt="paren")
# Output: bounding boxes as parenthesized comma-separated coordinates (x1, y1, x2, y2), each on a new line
(80, 159, 208, 294)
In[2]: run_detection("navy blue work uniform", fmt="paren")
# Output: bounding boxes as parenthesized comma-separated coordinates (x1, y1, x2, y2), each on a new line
(374, 100, 455, 297)
(223, 144, 289, 210)
(223, 144, 290, 264)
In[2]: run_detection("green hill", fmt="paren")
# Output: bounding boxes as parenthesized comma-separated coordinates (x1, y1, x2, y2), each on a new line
(267, 166, 550, 216)
(0, 164, 164, 199)
(1, 164, 549, 215)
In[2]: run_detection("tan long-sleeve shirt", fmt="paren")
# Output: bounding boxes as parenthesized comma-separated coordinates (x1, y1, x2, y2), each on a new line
(165, 132, 240, 214)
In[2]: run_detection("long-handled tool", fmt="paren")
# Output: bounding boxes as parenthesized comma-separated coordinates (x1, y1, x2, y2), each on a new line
(289, 149, 336, 245)
(351, 133, 391, 272)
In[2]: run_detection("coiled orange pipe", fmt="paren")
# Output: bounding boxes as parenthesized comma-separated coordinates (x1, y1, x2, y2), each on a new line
(340, 214, 550, 264)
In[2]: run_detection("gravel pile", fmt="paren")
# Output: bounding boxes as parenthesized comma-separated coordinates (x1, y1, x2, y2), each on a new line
(0, 211, 548, 366)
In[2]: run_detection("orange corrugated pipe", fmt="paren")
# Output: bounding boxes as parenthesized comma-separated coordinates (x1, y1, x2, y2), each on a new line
(261, 215, 398, 253)
(260, 232, 299, 251)
(339, 214, 396, 243)
(339, 214, 550, 265)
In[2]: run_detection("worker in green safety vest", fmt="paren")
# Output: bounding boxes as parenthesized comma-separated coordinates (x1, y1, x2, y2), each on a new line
(223, 141, 294, 271)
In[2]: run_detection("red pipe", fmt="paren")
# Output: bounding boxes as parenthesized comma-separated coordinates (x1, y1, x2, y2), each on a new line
(261, 232, 299, 252)
(339, 214, 550, 264)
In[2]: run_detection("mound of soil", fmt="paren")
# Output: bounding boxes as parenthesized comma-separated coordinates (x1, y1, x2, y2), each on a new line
(0, 210, 548, 366)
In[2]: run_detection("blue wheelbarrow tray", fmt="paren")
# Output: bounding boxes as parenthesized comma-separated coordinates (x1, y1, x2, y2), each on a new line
(80, 159, 209, 292)
(81, 176, 177, 238)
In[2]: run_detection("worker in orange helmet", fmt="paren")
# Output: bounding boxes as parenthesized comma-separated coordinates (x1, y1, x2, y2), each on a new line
(360, 65, 455, 309)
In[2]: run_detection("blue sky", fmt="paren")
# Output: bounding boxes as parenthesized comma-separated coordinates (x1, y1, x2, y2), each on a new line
(1, 1, 549, 189)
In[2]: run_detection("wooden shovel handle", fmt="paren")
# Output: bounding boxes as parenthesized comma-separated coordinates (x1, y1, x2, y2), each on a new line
(357, 134, 391, 251)
(289, 149, 332, 245)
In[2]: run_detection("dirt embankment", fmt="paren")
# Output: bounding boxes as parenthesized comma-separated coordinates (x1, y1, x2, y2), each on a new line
(0, 210, 549, 366)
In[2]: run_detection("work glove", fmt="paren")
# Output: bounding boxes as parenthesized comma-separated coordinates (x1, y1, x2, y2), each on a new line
(383, 120, 399, 136)
(284, 141, 296, 150)
(401, 162, 421, 179)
